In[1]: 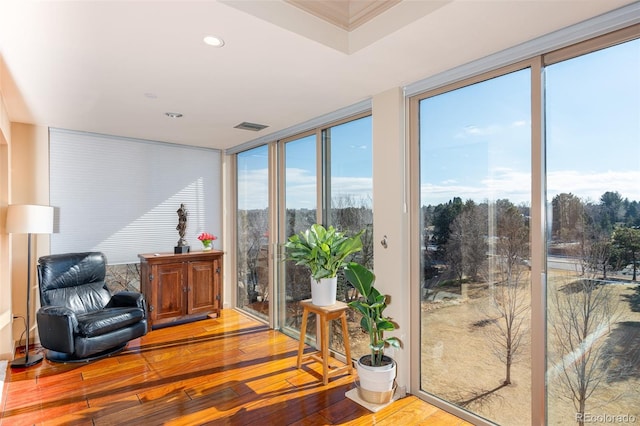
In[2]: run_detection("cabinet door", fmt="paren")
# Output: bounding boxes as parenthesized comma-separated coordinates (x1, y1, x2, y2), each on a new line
(153, 263, 186, 321)
(188, 260, 216, 315)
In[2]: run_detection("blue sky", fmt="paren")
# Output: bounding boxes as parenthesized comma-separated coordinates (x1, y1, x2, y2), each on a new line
(421, 38, 639, 207)
(237, 118, 373, 210)
(237, 144, 269, 210)
(238, 38, 639, 210)
(420, 68, 532, 206)
(285, 135, 317, 209)
(545, 39, 640, 204)
(283, 119, 373, 210)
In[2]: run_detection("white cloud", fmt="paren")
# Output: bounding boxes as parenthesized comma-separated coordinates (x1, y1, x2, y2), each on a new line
(455, 124, 502, 138)
(422, 168, 640, 206)
(242, 166, 640, 210)
(547, 170, 640, 202)
(237, 168, 269, 210)
(422, 168, 531, 205)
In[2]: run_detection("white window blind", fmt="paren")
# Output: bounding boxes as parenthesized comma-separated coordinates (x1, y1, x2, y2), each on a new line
(49, 128, 221, 264)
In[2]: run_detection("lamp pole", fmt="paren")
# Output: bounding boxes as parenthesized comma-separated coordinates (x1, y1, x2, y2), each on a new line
(6, 204, 54, 369)
(10, 232, 43, 368)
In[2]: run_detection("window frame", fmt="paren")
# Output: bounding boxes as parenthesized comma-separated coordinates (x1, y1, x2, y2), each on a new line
(408, 23, 639, 426)
(232, 112, 373, 336)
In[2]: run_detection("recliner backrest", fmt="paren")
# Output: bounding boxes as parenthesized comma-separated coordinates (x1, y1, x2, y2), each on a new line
(38, 252, 112, 315)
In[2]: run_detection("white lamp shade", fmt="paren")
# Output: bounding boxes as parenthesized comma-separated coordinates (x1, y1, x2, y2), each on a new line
(6, 204, 54, 234)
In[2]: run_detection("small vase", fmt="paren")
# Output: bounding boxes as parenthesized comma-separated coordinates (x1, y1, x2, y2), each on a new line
(202, 241, 212, 251)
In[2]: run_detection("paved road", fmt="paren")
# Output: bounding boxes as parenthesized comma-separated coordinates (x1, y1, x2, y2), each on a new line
(546, 256, 637, 282)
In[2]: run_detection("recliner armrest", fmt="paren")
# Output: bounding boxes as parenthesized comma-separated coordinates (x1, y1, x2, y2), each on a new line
(36, 306, 78, 354)
(106, 291, 147, 315)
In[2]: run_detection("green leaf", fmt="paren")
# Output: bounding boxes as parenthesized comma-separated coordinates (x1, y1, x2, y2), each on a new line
(385, 337, 401, 348)
(376, 320, 396, 331)
(344, 261, 402, 357)
(344, 262, 374, 297)
(359, 316, 372, 333)
(283, 224, 363, 280)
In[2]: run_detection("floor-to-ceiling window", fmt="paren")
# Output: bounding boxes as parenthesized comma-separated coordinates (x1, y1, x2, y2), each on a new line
(545, 36, 640, 425)
(278, 115, 374, 356)
(324, 115, 373, 358)
(237, 145, 270, 320)
(413, 24, 639, 425)
(281, 132, 318, 333)
(417, 68, 532, 425)
(234, 113, 373, 359)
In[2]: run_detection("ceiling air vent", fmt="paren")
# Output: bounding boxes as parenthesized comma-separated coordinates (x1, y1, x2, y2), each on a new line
(234, 121, 269, 132)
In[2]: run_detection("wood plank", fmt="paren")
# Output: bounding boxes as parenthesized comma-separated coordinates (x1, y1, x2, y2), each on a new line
(374, 398, 443, 425)
(0, 309, 467, 425)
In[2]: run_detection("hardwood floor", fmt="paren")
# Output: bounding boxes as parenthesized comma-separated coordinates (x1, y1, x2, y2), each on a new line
(1, 309, 470, 425)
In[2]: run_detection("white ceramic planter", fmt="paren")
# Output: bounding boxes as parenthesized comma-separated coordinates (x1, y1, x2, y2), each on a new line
(310, 276, 337, 306)
(356, 355, 397, 404)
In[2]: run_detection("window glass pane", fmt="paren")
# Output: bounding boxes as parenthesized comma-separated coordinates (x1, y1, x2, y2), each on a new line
(283, 135, 318, 334)
(419, 69, 532, 424)
(237, 145, 269, 320)
(545, 38, 640, 424)
(326, 115, 373, 359)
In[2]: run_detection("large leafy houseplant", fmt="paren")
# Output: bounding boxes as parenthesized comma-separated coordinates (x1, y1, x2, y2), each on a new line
(344, 262, 401, 366)
(285, 224, 363, 280)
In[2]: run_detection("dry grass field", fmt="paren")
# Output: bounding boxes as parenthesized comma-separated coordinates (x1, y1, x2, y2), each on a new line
(421, 282, 532, 425)
(420, 273, 640, 425)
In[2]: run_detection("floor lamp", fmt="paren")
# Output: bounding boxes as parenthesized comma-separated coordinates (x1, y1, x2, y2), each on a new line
(6, 204, 54, 368)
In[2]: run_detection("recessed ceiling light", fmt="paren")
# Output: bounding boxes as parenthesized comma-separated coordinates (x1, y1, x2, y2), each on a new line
(165, 112, 183, 118)
(203, 35, 225, 47)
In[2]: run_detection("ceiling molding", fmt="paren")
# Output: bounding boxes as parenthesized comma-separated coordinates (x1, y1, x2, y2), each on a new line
(285, 0, 402, 31)
(222, 0, 450, 54)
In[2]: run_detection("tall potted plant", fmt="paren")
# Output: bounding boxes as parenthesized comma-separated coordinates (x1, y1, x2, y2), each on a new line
(285, 224, 363, 306)
(344, 261, 401, 404)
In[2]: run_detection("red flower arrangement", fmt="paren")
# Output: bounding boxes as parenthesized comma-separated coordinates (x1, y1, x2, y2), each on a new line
(197, 232, 217, 250)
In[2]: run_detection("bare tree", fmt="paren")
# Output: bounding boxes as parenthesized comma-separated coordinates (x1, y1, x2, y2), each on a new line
(573, 200, 625, 280)
(446, 200, 487, 283)
(445, 220, 465, 283)
(548, 278, 624, 426)
(462, 202, 488, 281)
(486, 276, 529, 386)
(330, 194, 374, 302)
(552, 193, 585, 242)
(485, 204, 530, 386)
(237, 208, 269, 307)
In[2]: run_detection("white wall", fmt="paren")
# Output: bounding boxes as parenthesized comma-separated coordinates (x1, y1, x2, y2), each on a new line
(8, 123, 50, 350)
(371, 87, 410, 391)
(0, 84, 13, 360)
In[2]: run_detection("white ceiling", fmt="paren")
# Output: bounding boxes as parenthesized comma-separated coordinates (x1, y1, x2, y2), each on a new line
(0, 0, 635, 151)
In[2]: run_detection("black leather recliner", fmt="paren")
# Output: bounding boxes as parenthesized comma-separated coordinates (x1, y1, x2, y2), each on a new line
(36, 252, 148, 362)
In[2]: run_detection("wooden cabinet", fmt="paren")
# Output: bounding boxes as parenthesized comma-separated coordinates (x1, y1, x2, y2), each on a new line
(139, 250, 223, 328)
